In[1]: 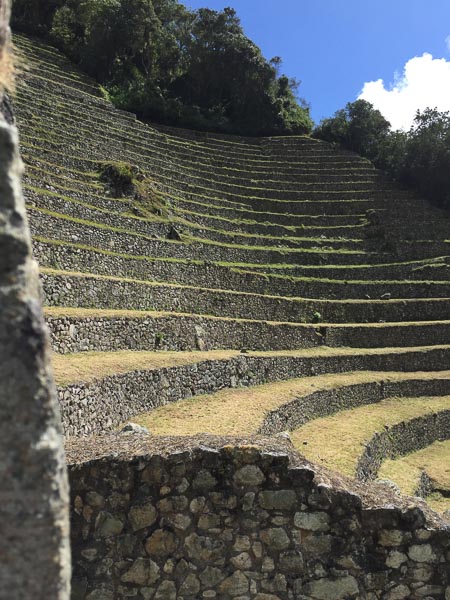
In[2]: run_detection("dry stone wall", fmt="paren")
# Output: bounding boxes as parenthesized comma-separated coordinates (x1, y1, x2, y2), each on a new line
(33, 240, 450, 300)
(68, 437, 450, 600)
(357, 411, 450, 482)
(41, 271, 450, 324)
(0, 6, 70, 597)
(46, 312, 323, 354)
(259, 379, 450, 436)
(59, 348, 450, 437)
(46, 312, 450, 355)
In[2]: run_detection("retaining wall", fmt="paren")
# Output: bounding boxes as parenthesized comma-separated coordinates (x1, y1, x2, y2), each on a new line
(41, 271, 450, 324)
(68, 437, 450, 600)
(58, 348, 450, 437)
(259, 379, 450, 435)
(46, 312, 450, 354)
(357, 411, 450, 482)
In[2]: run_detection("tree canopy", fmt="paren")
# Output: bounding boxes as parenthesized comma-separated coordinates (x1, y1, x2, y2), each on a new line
(314, 100, 450, 211)
(12, 0, 312, 135)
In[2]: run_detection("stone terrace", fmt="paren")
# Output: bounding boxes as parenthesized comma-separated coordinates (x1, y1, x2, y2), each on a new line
(14, 33, 450, 599)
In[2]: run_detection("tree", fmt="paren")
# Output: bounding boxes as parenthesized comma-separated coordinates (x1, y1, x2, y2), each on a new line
(314, 99, 390, 160)
(403, 109, 450, 209)
(12, 0, 313, 136)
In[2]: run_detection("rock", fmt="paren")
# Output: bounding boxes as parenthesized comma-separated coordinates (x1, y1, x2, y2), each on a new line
(95, 512, 124, 537)
(408, 544, 436, 563)
(258, 490, 297, 510)
(218, 571, 249, 596)
(145, 530, 178, 557)
(154, 580, 176, 600)
(86, 491, 105, 509)
(385, 585, 410, 599)
(185, 533, 224, 562)
(233, 465, 265, 487)
(121, 558, 159, 586)
(378, 529, 405, 547)
(386, 550, 407, 569)
(294, 511, 330, 532)
(179, 573, 201, 596)
(230, 552, 252, 570)
(233, 535, 251, 552)
(121, 422, 150, 435)
(304, 576, 359, 599)
(193, 469, 217, 491)
(128, 503, 157, 532)
(260, 528, 291, 551)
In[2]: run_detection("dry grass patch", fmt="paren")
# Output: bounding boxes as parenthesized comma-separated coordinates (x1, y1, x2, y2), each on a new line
(128, 371, 450, 437)
(379, 440, 450, 512)
(291, 395, 450, 477)
(52, 349, 239, 386)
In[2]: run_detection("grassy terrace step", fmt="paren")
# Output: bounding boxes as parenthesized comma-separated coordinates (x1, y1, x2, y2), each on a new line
(55, 347, 450, 436)
(25, 189, 174, 239)
(173, 197, 388, 223)
(15, 86, 378, 170)
(34, 239, 450, 300)
(291, 395, 450, 478)
(30, 208, 383, 266)
(15, 37, 103, 96)
(17, 113, 382, 189)
(23, 145, 380, 186)
(19, 121, 401, 205)
(19, 131, 399, 218)
(379, 441, 450, 513)
(44, 307, 450, 353)
(239, 257, 450, 280)
(40, 269, 450, 323)
(16, 80, 371, 165)
(128, 371, 450, 437)
(24, 177, 367, 251)
(52, 349, 240, 386)
(177, 207, 367, 234)
(22, 143, 388, 200)
(53, 347, 450, 386)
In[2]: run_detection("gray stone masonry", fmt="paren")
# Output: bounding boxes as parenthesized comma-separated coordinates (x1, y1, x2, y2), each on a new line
(0, 12, 70, 597)
(67, 436, 450, 600)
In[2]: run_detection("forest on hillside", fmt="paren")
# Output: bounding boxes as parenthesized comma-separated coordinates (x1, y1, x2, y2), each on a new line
(11, 0, 312, 136)
(314, 100, 450, 211)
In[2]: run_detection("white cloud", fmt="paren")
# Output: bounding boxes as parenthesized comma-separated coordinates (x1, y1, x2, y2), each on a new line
(358, 52, 450, 131)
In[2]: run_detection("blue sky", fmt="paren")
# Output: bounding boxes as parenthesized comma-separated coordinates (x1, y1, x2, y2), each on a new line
(186, 0, 450, 127)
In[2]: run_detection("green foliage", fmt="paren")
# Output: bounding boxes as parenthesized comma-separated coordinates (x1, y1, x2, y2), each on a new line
(99, 161, 136, 197)
(12, 0, 312, 136)
(401, 109, 450, 210)
(98, 161, 169, 217)
(314, 99, 391, 160)
(315, 101, 450, 211)
(311, 311, 322, 323)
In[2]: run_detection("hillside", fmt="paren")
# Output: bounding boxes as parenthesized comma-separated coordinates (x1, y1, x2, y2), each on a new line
(12, 33, 450, 599)
(15, 31, 450, 503)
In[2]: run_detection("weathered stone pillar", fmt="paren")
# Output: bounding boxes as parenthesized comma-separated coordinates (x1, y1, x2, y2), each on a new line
(0, 1, 71, 597)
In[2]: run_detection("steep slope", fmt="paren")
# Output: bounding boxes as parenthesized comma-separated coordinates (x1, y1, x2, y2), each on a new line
(15, 33, 450, 515)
